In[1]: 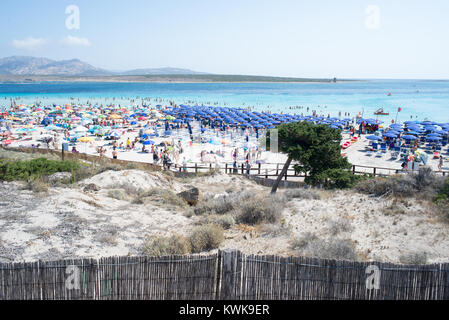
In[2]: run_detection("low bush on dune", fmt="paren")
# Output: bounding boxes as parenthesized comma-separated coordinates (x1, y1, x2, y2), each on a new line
(193, 191, 287, 226)
(194, 195, 235, 216)
(236, 194, 284, 225)
(291, 236, 360, 261)
(143, 234, 192, 256)
(355, 167, 446, 199)
(133, 188, 186, 206)
(189, 224, 224, 253)
(107, 189, 127, 201)
(22, 177, 49, 193)
(437, 201, 449, 222)
(198, 214, 236, 230)
(0, 158, 79, 182)
(284, 188, 322, 200)
(312, 168, 366, 189)
(399, 251, 428, 265)
(434, 178, 449, 203)
(143, 224, 225, 256)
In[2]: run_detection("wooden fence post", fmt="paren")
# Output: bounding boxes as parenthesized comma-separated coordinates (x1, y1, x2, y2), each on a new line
(258, 163, 261, 175)
(225, 163, 228, 174)
(219, 250, 241, 300)
(195, 163, 198, 173)
(373, 167, 376, 177)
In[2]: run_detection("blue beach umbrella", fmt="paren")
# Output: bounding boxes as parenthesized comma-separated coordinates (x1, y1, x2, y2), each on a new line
(383, 132, 398, 138)
(402, 135, 417, 140)
(426, 136, 442, 141)
(366, 135, 382, 141)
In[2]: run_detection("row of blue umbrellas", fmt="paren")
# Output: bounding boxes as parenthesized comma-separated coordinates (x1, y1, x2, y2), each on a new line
(162, 105, 354, 131)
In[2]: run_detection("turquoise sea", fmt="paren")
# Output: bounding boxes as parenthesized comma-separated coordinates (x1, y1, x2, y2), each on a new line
(0, 80, 448, 123)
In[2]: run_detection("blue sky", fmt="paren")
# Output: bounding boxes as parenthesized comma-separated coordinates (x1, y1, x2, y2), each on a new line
(0, 0, 448, 79)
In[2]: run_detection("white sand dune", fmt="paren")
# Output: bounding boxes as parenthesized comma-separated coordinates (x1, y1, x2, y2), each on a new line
(1, 170, 448, 264)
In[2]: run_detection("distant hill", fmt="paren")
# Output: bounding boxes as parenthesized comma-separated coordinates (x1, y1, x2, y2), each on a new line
(120, 67, 207, 76)
(0, 56, 341, 83)
(0, 56, 110, 76)
(0, 56, 206, 76)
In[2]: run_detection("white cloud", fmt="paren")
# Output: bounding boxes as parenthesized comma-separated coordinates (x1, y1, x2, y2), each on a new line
(61, 36, 91, 47)
(12, 37, 48, 50)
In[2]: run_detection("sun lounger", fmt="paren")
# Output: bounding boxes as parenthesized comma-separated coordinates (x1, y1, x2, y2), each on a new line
(380, 143, 387, 153)
(375, 149, 383, 158)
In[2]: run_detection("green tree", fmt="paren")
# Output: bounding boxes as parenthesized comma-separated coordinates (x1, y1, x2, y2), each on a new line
(267, 122, 356, 193)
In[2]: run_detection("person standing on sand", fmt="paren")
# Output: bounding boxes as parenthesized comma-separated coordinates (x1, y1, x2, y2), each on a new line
(439, 156, 444, 171)
(233, 161, 238, 174)
(153, 150, 159, 164)
(246, 160, 251, 175)
(112, 147, 118, 160)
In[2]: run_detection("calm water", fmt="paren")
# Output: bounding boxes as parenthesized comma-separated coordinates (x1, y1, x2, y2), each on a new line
(1, 80, 448, 122)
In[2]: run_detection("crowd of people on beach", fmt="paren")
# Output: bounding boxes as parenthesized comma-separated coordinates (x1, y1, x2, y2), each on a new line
(1, 96, 448, 175)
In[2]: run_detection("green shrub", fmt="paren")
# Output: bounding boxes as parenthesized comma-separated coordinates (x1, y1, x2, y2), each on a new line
(356, 168, 445, 199)
(189, 224, 224, 253)
(435, 178, 449, 203)
(313, 168, 366, 189)
(143, 235, 191, 256)
(0, 158, 79, 182)
(435, 199, 449, 222)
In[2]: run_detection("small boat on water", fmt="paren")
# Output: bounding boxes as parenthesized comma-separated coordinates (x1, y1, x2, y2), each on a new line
(374, 108, 389, 115)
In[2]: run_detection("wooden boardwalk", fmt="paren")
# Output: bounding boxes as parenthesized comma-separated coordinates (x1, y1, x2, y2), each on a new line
(2, 146, 448, 182)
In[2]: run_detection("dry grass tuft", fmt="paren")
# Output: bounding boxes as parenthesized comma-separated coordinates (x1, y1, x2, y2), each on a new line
(143, 234, 191, 256)
(189, 224, 224, 253)
(133, 188, 186, 207)
(399, 251, 428, 265)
